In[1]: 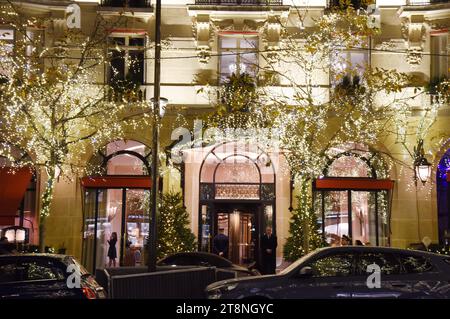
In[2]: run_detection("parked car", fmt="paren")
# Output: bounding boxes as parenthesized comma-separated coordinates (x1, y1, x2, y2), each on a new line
(157, 252, 261, 277)
(0, 254, 106, 299)
(206, 246, 450, 299)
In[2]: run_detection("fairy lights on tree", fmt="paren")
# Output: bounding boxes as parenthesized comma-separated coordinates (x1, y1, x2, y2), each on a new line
(258, 6, 437, 256)
(155, 192, 196, 259)
(0, 2, 152, 251)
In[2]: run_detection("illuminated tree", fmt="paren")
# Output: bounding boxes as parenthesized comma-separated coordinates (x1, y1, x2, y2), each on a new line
(156, 192, 196, 259)
(284, 181, 325, 261)
(0, 3, 150, 251)
(258, 6, 446, 257)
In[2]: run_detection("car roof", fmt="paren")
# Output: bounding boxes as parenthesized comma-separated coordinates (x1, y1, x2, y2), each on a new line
(0, 253, 72, 261)
(315, 246, 445, 258)
(159, 252, 233, 265)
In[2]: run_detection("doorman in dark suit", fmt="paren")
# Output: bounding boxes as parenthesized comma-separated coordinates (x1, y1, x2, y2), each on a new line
(213, 228, 229, 259)
(261, 227, 277, 274)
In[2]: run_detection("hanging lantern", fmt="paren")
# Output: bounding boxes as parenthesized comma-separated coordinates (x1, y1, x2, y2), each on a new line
(415, 156, 432, 185)
(413, 139, 432, 186)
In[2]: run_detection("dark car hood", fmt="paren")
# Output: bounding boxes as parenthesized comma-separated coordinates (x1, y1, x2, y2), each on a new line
(206, 274, 280, 290)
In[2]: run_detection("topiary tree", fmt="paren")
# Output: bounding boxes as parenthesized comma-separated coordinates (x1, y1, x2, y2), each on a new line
(283, 179, 326, 262)
(156, 192, 196, 259)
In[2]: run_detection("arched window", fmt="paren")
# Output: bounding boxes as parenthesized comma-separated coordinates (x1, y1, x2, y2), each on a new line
(88, 140, 151, 176)
(437, 148, 450, 243)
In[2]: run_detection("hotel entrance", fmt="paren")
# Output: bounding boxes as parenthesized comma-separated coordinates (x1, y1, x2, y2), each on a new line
(197, 142, 276, 268)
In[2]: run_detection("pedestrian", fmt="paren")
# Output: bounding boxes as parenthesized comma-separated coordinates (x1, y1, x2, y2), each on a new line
(213, 228, 229, 259)
(107, 232, 118, 267)
(261, 227, 277, 274)
(0, 236, 17, 255)
(341, 235, 351, 246)
(123, 240, 135, 267)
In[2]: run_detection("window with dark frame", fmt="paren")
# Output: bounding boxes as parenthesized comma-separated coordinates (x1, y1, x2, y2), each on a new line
(107, 35, 145, 86)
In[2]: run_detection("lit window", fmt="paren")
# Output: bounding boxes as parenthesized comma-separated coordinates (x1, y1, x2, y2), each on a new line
(430, 34, 448, 84)
(0, 28, 14, 81)
(330, 50, 368, 87)
(107, 35, 145, 86)
(219, 35, 258, 83)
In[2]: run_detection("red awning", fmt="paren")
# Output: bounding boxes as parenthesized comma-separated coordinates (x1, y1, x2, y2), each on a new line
(0, 167, 33, 225)
(80, 176, 152, 189)
(314, 178, 395, 190)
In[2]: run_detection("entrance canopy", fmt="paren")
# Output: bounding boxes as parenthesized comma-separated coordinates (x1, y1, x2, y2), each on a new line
(0, 167, 33, 225)
(80, 176, 151, 189)
(314, 177, 395, 191)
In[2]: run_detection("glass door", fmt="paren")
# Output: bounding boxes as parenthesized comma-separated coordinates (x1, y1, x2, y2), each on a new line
(122, 189, 150, 266)
(82, 189, 97, 273)
(214, 209, 258, 266)
(82, 189, 108, 273)
(351, 191, 376, 246)
(237, 212, 256, 266)
(323, 191, 349, 246)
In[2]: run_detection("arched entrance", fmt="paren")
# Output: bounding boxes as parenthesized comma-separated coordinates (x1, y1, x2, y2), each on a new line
(437, 148, 450, 243)
(81, 140, 152, 272)
(313, 143, 394, 246)
(198, 141, 276, 267)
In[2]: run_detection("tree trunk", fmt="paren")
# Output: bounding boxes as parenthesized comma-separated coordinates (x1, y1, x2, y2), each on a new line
(299, 177, 312, 254)
(38, 170, 56, 252)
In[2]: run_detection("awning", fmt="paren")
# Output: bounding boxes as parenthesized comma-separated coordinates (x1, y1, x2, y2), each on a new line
(0, 167, 33, 225)
(80, 176, 152, 189)
(314, 178, 395, 191)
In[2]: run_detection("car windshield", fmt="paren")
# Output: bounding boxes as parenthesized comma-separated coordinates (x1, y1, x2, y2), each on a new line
(279, 250, 322, 275)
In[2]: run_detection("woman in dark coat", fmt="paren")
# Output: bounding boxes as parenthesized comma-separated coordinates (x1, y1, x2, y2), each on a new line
(107, 232, 118, 267)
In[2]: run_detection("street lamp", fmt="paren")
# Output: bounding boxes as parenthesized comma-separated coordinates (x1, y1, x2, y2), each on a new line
(3, 226, 27, 243)
(413, 139, 432, 186)
(148, 0, 162, 273)
(151, 97, 168, 117)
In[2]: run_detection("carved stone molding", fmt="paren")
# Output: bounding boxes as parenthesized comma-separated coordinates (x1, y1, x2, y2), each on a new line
(192, 14, 214, 63)
(400, 15, 427, 66)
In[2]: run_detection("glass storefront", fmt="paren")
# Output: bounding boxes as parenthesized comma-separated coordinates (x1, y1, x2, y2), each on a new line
(314, 144, 392, 246)
(81, 140, 151, 273)
(318, 189, 389, 246)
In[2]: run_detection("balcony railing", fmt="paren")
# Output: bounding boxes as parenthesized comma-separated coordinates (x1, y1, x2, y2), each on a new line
(100, 0, 152, 8)
(327, 0, 368, 9)
(405, 0, 450, 5)
(105, 86, 147, 103)
(194, 0, 283, 5)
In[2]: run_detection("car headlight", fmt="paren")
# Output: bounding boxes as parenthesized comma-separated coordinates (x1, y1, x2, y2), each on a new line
(207, 283, 239, 299)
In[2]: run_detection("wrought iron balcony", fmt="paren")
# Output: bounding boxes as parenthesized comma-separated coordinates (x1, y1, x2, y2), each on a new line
(193, 0, 283, 5)
(327, 0, 368, 9)
(100, 0, 152, 8)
